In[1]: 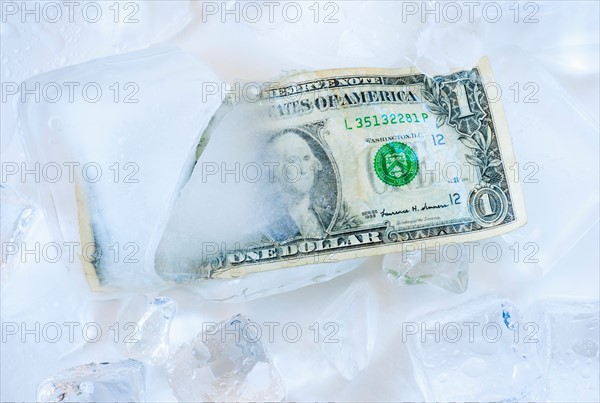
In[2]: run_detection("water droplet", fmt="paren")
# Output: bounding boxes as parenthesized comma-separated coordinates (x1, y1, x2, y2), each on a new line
(48, 117, 63, 132)
(438, 373, 448, 383)
(572, 339, 598, 358)
(580, 368, 591, 378)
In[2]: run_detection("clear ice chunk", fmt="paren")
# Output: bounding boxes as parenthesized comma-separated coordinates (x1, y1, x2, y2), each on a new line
(17, 42, 367, 298)
(407, 295, 544, 401)
(18, 46, 222, 289)
(118, 296, 177, 366)
(166, 314, 285, 402)
(538, 300, 600, 402)
(318, 282, 377, 380)
(0, 185, 37, 272)
(383, 243, 469, 293)
(36, 359, 144, 402)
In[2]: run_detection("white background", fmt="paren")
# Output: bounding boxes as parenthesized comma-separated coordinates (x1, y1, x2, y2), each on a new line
(1, 1, 599, 401)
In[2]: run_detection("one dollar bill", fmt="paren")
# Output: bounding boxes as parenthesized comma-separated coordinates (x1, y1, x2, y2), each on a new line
(155, 57, 526, 280)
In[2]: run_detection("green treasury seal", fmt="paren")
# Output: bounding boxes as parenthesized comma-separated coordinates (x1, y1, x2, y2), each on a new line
(373, 141, 419, 187)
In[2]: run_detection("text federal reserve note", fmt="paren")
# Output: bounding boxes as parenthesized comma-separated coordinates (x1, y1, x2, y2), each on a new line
(154, 57, 526, 280)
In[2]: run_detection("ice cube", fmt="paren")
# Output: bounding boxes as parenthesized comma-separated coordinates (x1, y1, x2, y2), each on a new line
(36, 359, 144, 402)
(318, 281, 377, 380)
(406, 295, 544, 401)
(383, 243, 469, 293)
(0, 185, 37, 272)
(166, 314, 285, 402)
(118, 296, 177, 366)
(537, 300, 599, 402)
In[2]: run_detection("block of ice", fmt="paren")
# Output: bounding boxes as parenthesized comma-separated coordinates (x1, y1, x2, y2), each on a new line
(18, 45, 223, 290)
(407, 295, 544, 401)
(117, 296, 177, 366)
(318, 281, 377, 380)
(537, 300, 599, 402)
(383, 243, 469, 293)
(0, 185, 38, 273)
(166, 314, 285, 402)
(17, 44, 366, 298)
(36, 359, 144, 402)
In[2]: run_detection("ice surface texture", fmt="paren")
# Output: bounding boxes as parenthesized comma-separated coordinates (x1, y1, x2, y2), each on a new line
(117, 296, 177, 366)
(407, 295, 544, 401)
(319, 281, 377, 380)
(0, 185, 37, 272)
(167, 313, 285, 402)
(37, 359, 144, 402)
(1, 1, 193, 151)
(383, 243, 469, 293)
(18, 46, 223, 289)
(538, 300, 600, 402)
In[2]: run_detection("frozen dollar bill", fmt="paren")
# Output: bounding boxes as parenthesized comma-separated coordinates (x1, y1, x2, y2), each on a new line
(153, 57, 526, 281)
